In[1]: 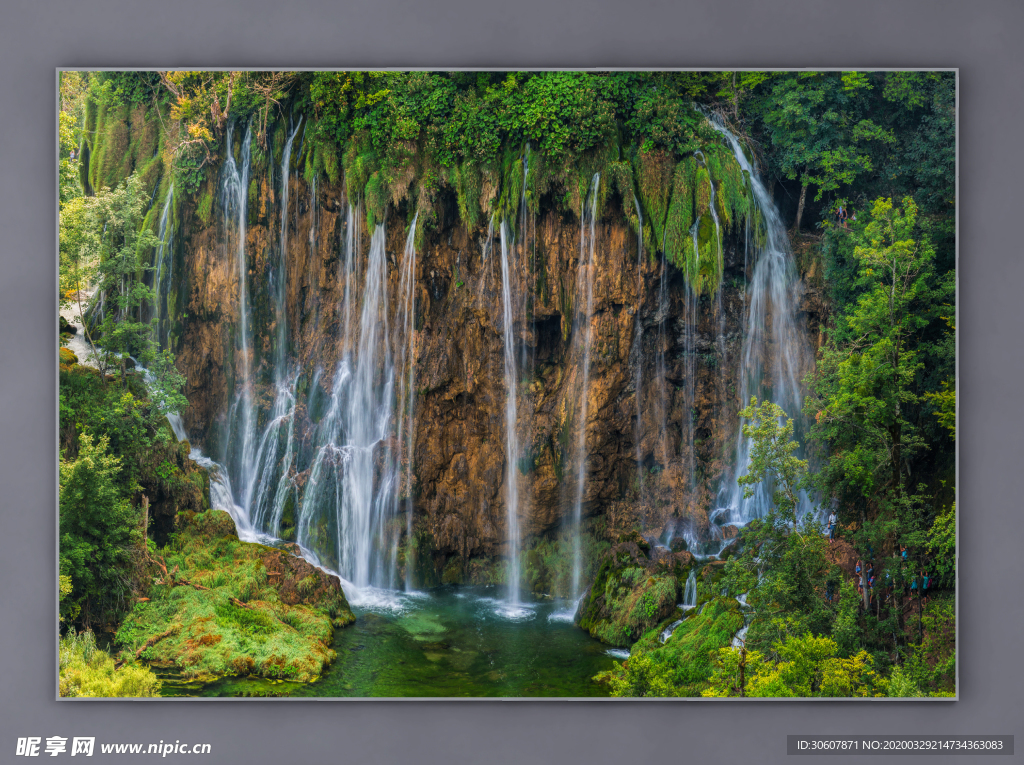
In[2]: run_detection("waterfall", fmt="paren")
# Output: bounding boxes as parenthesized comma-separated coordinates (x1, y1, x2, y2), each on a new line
(393, 216, 419, 590)
(682, 568, 697, 609)
(246, 373, 299, 532)
(218, 120, 416, 590)
(295, 224, 407, 588)
(152, 184, 174, 348)
(339, 203, 360, 358)
(221, 123, 258, 512)
(654, 249, 669, 471)
(569, 173, 600, 601)
(708, 115, 813, 525)
(499, 219, 522, 606)
(684, 225, 699, 491)
(308, 174, 318, 250)
(237, 118, 305, 538)
(519, 147, 534, 375)
(273, 119, 302, 378)
(631, 196, 645, 510)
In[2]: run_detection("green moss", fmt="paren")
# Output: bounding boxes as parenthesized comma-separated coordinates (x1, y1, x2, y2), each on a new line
(115, 510, 352, 683)
(663, 157, 696, 272)
(364, 171, 389, 229)
(60, 629, 161, 697)
(272, 120, 286, 166)
(636, 149, 675, 249)
(619, 596, 744, 696)
(197, 185, 214, 225)
(451, 161, 482, 228)
(496, 145, 524, 231)
(441, 557, 464, 585)
(577, 552, 681, 648)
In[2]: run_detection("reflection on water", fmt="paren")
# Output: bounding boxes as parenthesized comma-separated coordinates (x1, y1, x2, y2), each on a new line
(158, 586, 617, 697)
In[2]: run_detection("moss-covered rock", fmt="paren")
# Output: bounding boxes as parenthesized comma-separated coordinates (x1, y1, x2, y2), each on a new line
(576, 540, 684, 647)
(602, 596, 744, 696)
(59, 346, 78, 369)
(116, 510, 354, 683)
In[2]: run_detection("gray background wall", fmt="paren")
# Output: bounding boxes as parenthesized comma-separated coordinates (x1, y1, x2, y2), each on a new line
(0, 1, 1019, 762)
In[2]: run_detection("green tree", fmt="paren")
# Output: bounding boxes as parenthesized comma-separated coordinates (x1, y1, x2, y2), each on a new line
(806, 197, 951, 531)
(595, 652, 680, 697)
(926, 502, 955, 588)
(703, 632, 886, 697)
(59, 433, 140, 626)
(76, 172, 162, 380)
(736, 397, 808, 522)
(755, 72, 894, 231)
(59, 110, 82, 208)
(721, 398, 839, 654)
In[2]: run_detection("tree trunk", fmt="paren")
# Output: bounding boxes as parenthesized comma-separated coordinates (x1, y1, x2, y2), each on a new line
(794, 182, 808, 232)
(739, 645, 746, 697)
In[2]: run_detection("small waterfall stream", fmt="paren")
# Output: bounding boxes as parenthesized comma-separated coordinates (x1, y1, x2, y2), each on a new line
(294, 224, 403, 588)
(631, 196, 645, 511)
(221, 123, 258, 517)
(242, 120, 303, 538)
(499, 219, 523, 607)
(152, 183, 174, 347)
(708, 116, 814, 526)
(394, 217, 419, 590)
(682, 569, 697, 609)
(569, 173, 600, 601)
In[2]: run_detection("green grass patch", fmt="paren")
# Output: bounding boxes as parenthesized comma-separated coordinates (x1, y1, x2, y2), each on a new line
(115, 510, 350, 682)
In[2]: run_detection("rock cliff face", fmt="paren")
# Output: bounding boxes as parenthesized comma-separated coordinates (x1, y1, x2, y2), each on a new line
(154, 141, 822, 589)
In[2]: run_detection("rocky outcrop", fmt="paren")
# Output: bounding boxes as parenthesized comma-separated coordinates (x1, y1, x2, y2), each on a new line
(262, 543, 356, 627)
(119, 509, 354, 682)
(155, 132, 823, 586)
(576, 534, 694, 646)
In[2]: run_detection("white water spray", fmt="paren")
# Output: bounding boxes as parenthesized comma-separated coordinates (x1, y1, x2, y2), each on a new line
(708, 115, 814, 525)
(569, 173, 600, 601)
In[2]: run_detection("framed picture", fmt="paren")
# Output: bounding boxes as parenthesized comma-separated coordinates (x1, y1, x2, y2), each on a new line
(57, 70, 956, 699)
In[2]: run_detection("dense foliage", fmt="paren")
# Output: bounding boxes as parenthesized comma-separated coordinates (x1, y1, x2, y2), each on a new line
(59, 628, 161, 698)
(61, 69, 955, 697)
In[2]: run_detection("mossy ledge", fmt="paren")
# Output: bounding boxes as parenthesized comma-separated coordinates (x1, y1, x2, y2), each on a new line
(575, 533, 693, 648)
(116, 509, 355, 683)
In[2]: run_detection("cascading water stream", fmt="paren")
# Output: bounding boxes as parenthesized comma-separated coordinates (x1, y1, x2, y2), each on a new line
(273, 118, 302, 378)
(569, 173, 600, 602)
(682, 568, 697, 609)
(393, 217, 419, 591)
(295, 224, 403, 590)
(152, 184, 174, 347)
(630, 196, 645, 509)
(339, 203, 360, 358)
(499, 219, 523, 608)
(707, 115, 813, 526)
(247, 373, 299, 531)
(220, 123, 257, 510)
(654, 249, 669, 471)
(242, 118, 305, 537)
